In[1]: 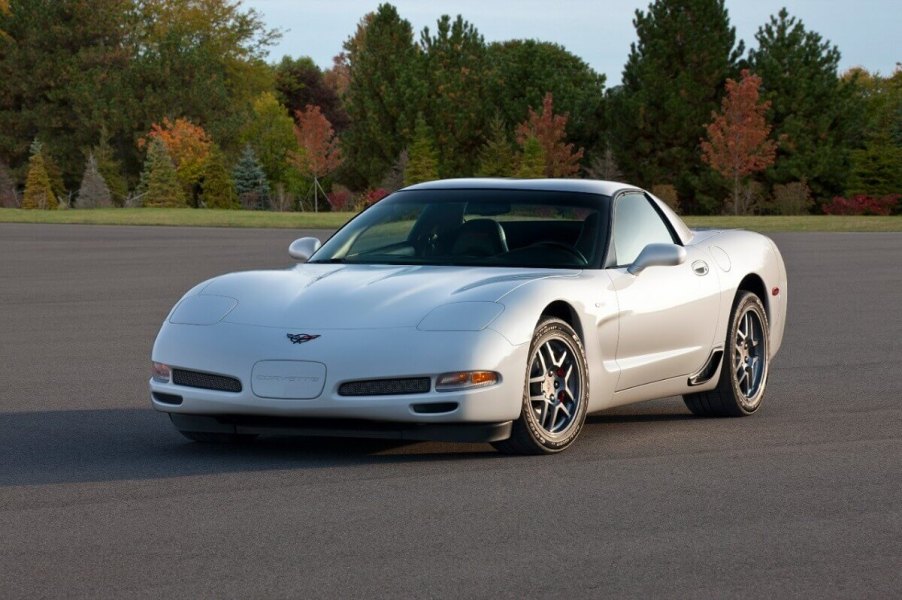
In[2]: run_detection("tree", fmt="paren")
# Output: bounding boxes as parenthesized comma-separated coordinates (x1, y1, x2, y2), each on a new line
(200, 146, 238, 209)
(140, 117, 213, 204)
(608, 0, 743, 210)
(274, 56, 349, 132)
(476, 116, 517, 177)
(701, 70, 777, 214)
(844, 68, 902, 196)
(22, 140, 55, 209)
(516, 136, 546, 179)
(418, 14, 490, 177)
(233, 144, 270, 210)
(515, 93, 584, 177)
(77, 153, 113, 208)
(93, 130, 128, 206)
(341, 4, 422, 187)
(405, 115, 438, 185)
(242, 92, 298, 190)
(137, 138, 186, 207)
(487, 40, 605, 162)
(290, 105, 343, 211)
(0, 160, 17, 207)
(748, 9, 859, 202)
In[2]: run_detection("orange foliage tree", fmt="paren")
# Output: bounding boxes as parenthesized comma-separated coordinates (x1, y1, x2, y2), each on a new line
(515, 92, 583, 178)
(701, 70, 778, 214)
(139, 117, 213, 200)
(290, 105, 343, 211)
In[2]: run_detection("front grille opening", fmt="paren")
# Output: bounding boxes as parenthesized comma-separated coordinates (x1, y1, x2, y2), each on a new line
(411, 402, 459, 414)
(338, 377, 431, 397)
(172, 369, 242, 393)
(152, 391, 183, 405)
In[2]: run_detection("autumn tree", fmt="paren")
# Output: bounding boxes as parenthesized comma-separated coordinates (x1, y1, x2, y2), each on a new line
(405, 115, 439, 185)
(609, 0, 743, 210)
(748, 9, 859, 201)
(290, 105, 343, 211)
(275, 56, 349, 132)
(140, 117, 213, 204)
(21, 140, 55, 210)
(137, 138, 186, 207)
(517, 136, 546, 179)
(701, 70, 777, 214)
(200, 145, 238, 209)
(233, 144, 270, 210)
(476, 116, 517, 177)
(77, 153, 113, 208)
(515, 93, 583, 177)
(341, 5, 422, 187)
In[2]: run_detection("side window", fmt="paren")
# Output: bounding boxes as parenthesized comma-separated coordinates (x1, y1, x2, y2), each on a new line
(610, 193, 676, 266)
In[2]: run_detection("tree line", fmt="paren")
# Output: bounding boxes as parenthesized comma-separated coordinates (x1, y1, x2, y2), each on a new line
(0, 0, 899, 214)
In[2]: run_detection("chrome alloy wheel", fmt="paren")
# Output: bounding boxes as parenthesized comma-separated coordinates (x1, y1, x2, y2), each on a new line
(527, 336, 583, 437)
(734, 307, 767, 408)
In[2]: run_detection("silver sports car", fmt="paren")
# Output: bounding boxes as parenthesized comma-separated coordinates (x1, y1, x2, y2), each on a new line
(150, 179, 787, 454)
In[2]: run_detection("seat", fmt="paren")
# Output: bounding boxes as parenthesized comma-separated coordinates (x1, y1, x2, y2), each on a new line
(451, 219, 509, 257)
(574, 212, 600, 262)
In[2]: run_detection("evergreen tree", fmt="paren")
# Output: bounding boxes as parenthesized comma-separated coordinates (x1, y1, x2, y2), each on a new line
(516, 136, 546, 179)
(845, 68, 902, 196)
(342, 5, 422, 187)
(200, 146, 238, 209)
(608, 0, 743, 210)
(748, 9, 859, 201)
(77, 152, 113, 208)
(233, 144, 270, 210)
(404, 115, 439, 185)
(93, 130, 128, 206)
(0, 160, 17, 208)
(22, 140, 55, 210)
(476, 116, 516, 177)
(137, 138, 186, 207)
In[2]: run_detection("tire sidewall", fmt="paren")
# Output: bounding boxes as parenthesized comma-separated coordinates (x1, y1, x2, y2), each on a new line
(728, 293, 769, 414)
(521, 319, 589, 452)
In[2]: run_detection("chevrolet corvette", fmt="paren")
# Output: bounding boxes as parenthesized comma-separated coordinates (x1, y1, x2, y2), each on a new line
(150, 179, 787, 454)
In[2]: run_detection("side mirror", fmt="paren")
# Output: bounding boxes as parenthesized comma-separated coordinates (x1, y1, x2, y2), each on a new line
(288, 237, 322, 262)
(627, 243, 687, 275)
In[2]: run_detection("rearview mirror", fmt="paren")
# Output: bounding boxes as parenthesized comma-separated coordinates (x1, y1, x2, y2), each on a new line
(627, 243, 687, 275)
(288, 237, 322, 262)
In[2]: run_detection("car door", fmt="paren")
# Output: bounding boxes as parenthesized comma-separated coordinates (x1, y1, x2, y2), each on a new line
(607, 192, 720, 391)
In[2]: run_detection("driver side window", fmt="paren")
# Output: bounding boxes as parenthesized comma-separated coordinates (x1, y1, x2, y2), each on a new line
(610, 193, 676, 267)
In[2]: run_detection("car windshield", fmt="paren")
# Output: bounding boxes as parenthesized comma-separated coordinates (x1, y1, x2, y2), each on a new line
(310, 189, 610, 268)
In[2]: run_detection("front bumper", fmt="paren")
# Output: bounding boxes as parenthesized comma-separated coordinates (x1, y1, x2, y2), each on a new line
(150, 322, 528, 424)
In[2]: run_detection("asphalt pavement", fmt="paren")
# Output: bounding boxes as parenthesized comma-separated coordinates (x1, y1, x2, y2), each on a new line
(1, 223, 900, 598)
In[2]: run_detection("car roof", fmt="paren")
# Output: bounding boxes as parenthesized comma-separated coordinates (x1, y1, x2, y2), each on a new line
(402, 178, 634, 197)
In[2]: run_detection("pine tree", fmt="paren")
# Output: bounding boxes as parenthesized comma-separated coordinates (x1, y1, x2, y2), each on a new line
(77, 152, 113, 208)
(404, 115, 439, 185)
(516, 136, 546, 179)
(22, 140, 55, 210)
(93, 130, 128, 206)
(0, 160, 17, 207)
(476, 116, 516, 177)
(233, 144, 270, 210)
(609, 0, 743, 209)
(201, 146, 238, 209)
(138, 138, 186, 208)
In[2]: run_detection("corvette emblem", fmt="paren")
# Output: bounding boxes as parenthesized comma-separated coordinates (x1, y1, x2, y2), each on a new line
(287, 333, 321, 344)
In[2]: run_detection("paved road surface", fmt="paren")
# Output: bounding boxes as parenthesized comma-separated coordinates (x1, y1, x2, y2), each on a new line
(1, 224, 900, 598)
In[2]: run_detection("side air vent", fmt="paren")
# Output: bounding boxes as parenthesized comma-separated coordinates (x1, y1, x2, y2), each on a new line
(152, 391, 183, 406)
(172, 369, 242, 393)
(338, 378, 431, 397)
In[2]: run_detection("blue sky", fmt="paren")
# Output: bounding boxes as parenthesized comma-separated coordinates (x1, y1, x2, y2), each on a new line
(244, 0, 900, 85)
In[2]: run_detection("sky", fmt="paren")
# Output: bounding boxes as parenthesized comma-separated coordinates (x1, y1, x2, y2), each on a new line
(244, 0, 900, 86)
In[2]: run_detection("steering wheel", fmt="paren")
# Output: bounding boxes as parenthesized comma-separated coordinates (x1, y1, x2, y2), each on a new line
(530, 241, 588, 265)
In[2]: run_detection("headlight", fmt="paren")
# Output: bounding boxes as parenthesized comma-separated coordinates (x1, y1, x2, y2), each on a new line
(417, 302, 504, 331)
(152, 362, 171, 383)
(436, 371, 500, 391)
(169, 295, 237, 325)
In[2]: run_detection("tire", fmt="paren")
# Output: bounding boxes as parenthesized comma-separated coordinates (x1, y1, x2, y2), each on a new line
(493, 318, 589, 454)
(684, 291, 769, 417)
(177, 430, 258, 444)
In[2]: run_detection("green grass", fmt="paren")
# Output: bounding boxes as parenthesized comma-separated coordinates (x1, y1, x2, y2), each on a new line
(1, 208, 900, 232)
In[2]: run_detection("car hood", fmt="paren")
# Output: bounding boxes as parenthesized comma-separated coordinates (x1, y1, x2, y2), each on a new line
(198, 264, 578, 329)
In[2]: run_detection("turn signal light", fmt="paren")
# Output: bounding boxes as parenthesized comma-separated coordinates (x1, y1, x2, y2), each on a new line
(436, 370, 500, 391)
(152, 362, 172, 384)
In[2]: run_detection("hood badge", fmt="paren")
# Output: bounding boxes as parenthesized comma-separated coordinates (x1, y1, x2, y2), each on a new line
(287, 333, 321, 344)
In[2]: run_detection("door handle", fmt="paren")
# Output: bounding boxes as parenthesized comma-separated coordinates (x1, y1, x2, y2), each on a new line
(692, 260, 709, 276)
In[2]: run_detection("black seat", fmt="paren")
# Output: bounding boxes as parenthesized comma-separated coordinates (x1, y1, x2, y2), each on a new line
(575, 212, 600, 261)
(451, 219, 509, 257)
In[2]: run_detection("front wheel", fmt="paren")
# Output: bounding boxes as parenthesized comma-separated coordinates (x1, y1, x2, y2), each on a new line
(684, 291, 769, 417)
(493, 318, 589, 454)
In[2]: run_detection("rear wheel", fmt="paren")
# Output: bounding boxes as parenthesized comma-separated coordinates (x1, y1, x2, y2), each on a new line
(493, 318, 589, 454)
(684, 291, 769, 417)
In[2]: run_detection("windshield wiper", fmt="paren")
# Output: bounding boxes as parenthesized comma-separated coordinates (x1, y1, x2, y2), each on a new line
(307, 258, 350, 264)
